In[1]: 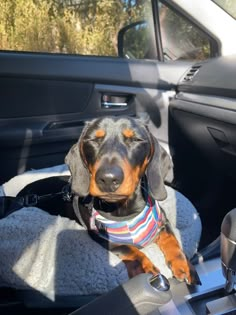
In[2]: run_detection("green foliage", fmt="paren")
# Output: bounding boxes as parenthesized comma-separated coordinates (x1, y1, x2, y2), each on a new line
(0, 0, 216, 60)
(0, 0, 149, 55)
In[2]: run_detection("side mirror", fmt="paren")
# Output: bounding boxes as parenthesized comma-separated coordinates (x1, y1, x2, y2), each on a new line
(118, 21, 156, 59)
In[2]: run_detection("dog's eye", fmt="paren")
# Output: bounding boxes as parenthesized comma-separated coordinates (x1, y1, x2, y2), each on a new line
(133, 137, 146, 142)
(89, 137, 103, 143)
(83, 137, 103, 144)
(124, 136, 146, 144)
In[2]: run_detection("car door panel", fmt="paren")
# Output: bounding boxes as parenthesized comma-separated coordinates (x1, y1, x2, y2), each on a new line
(0, 77, 93, 117)
(0, 52, 192, 183)
(170, 96, 236, 176)
(0, 53, 189, 87)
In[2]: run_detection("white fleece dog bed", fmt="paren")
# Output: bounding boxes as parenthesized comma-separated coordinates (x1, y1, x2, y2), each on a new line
(0, 165, 201, 301)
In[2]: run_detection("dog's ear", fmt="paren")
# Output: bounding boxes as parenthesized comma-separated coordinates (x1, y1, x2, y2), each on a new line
(65, 143, 90, 197)
(146, 136, 173, 201)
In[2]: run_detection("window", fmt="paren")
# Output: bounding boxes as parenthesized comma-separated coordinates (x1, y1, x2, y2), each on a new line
(0, 0, 214, 61)
(159, 1, 211, 61)
(212, 0, 236, 19)
(0, 0, 152, 57)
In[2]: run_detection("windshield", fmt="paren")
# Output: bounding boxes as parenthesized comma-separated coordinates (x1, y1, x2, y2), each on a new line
(213, 0, 236, 19)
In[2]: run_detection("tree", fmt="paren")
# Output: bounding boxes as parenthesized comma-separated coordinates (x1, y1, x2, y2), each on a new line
(0, 0, 150, 55)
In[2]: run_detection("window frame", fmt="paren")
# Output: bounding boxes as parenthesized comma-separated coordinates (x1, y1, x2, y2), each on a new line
(154, 0, 220, 61)
(151, 0, 164, 61)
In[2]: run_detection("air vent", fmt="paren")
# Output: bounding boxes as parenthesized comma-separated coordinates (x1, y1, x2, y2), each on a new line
(183, 64, 201, 82)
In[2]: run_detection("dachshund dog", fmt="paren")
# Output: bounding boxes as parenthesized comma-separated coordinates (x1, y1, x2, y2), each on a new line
(65, 116, 200, 285)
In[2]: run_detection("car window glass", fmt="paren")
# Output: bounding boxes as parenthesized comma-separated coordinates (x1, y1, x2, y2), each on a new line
(212, 0, 236, 19)
(159, 1, 211, 61)
(0, 0, 153, 57)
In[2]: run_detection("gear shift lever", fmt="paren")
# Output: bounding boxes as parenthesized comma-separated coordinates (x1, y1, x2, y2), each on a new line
(221, 208, 236, 293)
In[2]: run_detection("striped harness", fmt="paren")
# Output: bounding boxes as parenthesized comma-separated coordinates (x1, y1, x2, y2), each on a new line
(90, 196, 165, 247)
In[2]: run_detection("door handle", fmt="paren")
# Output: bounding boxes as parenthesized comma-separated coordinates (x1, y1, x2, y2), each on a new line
(101, 94, 129, 108)
(208, 127, 236, 156)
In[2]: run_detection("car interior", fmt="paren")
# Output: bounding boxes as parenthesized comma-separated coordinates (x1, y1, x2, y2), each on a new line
(1, 1, 236, 313)
(1, 50, 236, 314)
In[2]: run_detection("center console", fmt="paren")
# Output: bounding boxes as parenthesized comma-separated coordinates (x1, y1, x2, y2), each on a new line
(72, 257, 231, 315)
(73, 209, 236, 315)
(162, 258, 231, 315)
(159, 208, 236, 315)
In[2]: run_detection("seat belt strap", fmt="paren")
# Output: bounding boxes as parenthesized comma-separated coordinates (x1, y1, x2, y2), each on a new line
(0, 183, 73, 219)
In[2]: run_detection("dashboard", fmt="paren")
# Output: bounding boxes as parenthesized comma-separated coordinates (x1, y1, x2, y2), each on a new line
(179, 55, 236, 98)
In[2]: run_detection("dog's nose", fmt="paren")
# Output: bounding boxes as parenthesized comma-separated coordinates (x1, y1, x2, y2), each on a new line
(95, 166, 124, 192)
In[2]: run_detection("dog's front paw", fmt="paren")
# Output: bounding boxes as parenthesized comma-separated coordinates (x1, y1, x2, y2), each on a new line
(112, 244, 160, 278)
(168, 254, 201, 285)
(123, 257, 160, 278)
(156, 229, 201, 285)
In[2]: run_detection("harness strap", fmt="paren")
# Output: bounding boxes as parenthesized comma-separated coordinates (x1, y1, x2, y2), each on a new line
(73, 195, 88, 230)
(0, 196, 25, 219)
(0, 183, 72, 219)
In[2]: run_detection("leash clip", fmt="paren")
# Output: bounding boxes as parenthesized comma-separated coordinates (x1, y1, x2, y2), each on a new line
(24, 194, 38, 206)
(22, 183, 73, 208)
(62, 184, 73, 202)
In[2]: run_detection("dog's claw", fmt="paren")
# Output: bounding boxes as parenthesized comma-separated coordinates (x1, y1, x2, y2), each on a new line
(189, 268, 202, 285)
(169, 257, 201, 286)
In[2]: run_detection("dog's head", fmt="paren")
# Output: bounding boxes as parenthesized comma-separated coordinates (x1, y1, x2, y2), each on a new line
(65, 117, 172, 202)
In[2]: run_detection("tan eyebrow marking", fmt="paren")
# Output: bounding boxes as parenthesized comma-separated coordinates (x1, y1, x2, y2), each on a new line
(95, 129, 106, 138)
(123, 128, 134, 138)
